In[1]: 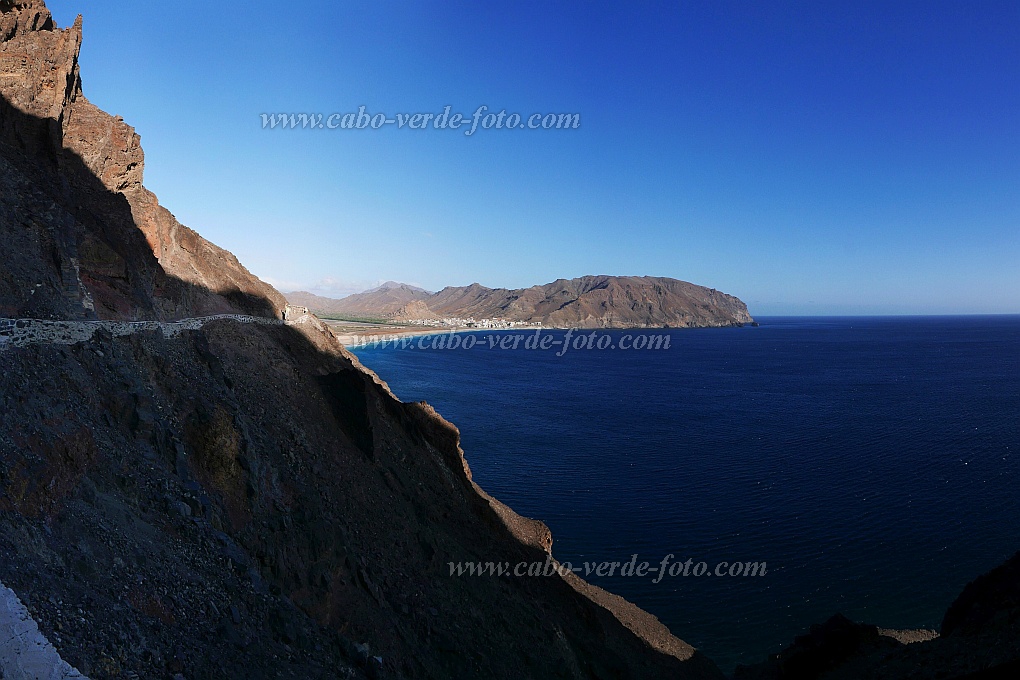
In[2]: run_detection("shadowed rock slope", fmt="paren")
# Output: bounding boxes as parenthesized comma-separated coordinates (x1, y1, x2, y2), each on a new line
(0, 3, 722, 678)
(734, 553, 1020, 680)
(0, 0, 284, 322)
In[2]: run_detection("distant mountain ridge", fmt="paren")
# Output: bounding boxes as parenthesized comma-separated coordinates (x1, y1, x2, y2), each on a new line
(367, 280, 431, 294)
(287, 282, 432, 317)
(289, 275, 753, 328)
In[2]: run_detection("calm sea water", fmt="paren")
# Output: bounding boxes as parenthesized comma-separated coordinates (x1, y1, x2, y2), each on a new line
(352, 316, 1020, 672)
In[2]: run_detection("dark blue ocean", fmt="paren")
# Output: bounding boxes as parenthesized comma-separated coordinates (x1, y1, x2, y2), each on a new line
(352, 316, 1020, 672)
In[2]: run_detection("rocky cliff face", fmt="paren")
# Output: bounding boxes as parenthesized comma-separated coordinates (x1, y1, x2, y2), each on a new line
(0, 0, 285, 321)
(0, 3, 723, 678)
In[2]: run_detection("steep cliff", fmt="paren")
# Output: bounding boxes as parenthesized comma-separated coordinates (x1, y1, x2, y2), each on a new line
(0, 3, 722, 678)
(0, 0, 285, 321)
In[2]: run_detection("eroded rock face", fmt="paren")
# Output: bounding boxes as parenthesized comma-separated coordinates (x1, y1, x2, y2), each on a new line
(61, 96, 143, 193)
(0, 0, 285, 320)
(0, 2, 77, 120)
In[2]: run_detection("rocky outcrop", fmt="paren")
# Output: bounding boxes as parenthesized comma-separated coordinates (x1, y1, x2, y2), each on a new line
(733, 614, 904, 680)
(0, 0, 285, 321)
(391, 298, 435, 321)
(942, 550, 1020, 638)
(1, 3, 724, 678)
(734, 554, 1020, 679)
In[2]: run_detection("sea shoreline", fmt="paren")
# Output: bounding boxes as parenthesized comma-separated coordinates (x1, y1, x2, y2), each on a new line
(332, 326, 475, 349)
(332, 322, 763, 349)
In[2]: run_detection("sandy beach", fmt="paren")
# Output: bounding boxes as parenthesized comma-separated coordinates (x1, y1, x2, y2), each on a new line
(325, 321, 474, 348)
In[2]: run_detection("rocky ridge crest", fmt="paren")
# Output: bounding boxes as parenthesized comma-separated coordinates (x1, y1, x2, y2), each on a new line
(0, 0, 284, 321)
(293, 275, 754, 328)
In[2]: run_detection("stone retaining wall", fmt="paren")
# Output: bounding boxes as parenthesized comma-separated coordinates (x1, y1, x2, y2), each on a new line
(0, 314, 305, 351)
(0, 582, 88, 680)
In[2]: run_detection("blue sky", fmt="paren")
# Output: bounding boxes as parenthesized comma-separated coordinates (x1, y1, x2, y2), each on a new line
(46, 1, 1019, 314)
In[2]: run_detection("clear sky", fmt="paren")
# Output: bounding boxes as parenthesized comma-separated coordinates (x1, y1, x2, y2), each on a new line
(46, 1, 1019, 315)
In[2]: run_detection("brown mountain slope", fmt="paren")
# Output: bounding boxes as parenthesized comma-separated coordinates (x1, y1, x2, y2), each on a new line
(428, 276, 753, 328)
(0, 3, 722, 679)
(289, 282, 432, 318)
(291, 276, 753, 328)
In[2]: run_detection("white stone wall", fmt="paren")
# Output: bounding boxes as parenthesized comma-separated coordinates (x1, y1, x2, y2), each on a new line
(0, 583, 88, 680)
(0, 314, 316, 352)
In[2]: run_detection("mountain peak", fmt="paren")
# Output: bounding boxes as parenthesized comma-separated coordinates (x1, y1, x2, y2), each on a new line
(0, 0, 81, 128)
(367, 280, 431, 294)
(0, 1, 56, 39)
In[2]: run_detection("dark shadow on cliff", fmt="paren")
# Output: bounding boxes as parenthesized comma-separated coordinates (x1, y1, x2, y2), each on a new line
(0, 89, 278, 321)
(0, 90, 726, 679)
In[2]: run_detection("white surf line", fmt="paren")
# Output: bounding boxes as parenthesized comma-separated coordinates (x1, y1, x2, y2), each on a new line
(0, 314, 309, 352)
(0, 582, 88, 679)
